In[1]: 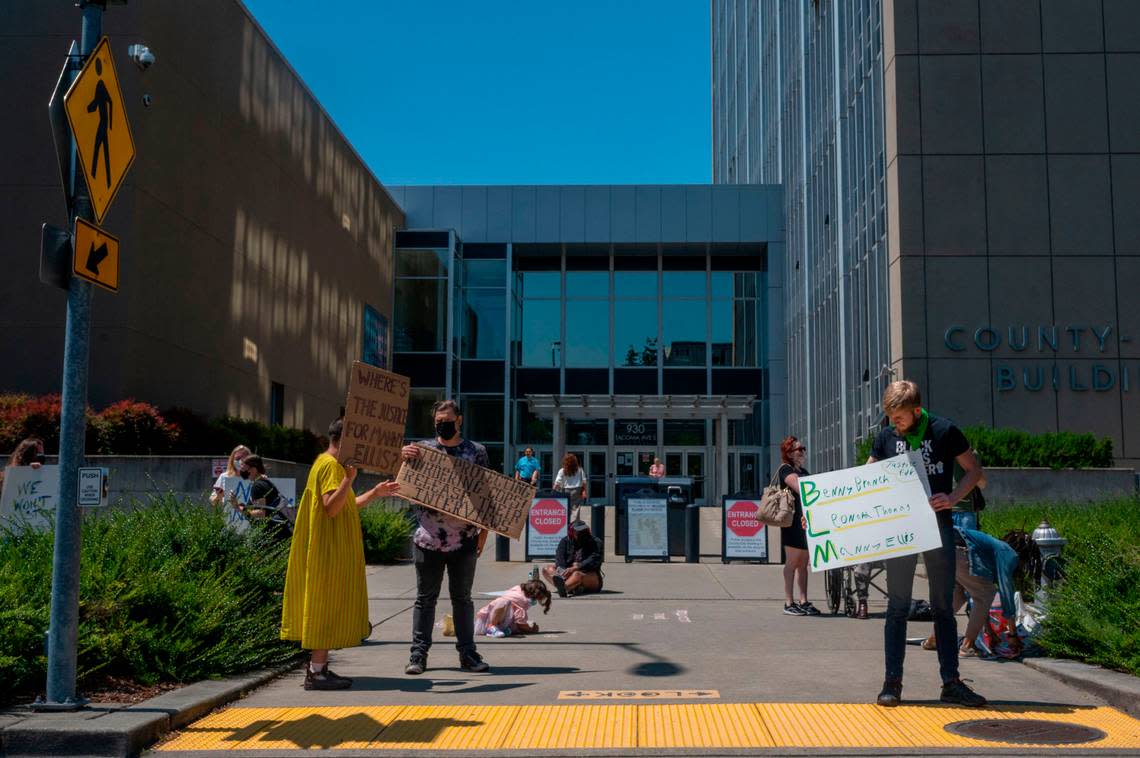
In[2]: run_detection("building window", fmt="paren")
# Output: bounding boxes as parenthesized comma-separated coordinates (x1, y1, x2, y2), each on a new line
(406, 388, 444, 440)
(461, 257, 506, 360)
(517, 272, 562, 367)
(711, 272, 763, 366)
(663, 271, 708, 366)
(395, 247, 449, 352)
(270, 382, 284, 426)
(362, 305, 388, 368)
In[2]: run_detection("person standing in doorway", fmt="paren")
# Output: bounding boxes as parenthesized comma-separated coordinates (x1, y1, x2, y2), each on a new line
(554, 453, 588, 522)
(400, 400, 492, 676)
(515, 447, 541, 486)
(648, 457, 665, 479)
(867, 380, 987, 708)
(777, 437, 820, 616)
(280, 419, 400, 690)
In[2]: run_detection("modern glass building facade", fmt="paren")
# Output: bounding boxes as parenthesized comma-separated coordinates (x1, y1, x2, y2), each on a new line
(714, 1, 1140, 469)
(713, 1, 891, 471)
(387, 185, 785, 504)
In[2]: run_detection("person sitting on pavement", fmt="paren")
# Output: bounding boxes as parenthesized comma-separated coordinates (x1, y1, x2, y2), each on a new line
(542, 520, 603, 597)
(474, 579, 552, 637)
(922, 528, 1032, 657)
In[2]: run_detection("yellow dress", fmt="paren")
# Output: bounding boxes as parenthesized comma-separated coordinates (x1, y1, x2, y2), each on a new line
(280, 453, 370, 649)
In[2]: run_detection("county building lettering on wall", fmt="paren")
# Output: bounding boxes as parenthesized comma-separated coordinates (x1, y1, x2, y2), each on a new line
(943, 323, 1135, 393)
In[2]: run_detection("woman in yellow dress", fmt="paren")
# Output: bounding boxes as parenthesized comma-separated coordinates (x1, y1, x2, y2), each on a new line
(280, 418, 400, 690)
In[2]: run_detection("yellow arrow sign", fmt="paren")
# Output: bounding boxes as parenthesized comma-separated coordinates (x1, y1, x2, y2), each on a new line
(64, 36, 135, 224)
(73, 217, 119, 292)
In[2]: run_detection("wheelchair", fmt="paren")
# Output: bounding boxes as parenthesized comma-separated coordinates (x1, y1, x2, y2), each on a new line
(824, 561, 887, 616)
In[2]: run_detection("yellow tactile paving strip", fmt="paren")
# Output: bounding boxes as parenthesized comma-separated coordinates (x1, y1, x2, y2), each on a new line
(157, 703, 1140, 752)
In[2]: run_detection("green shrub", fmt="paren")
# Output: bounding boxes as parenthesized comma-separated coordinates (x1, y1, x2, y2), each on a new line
(0, 395, 179, 456)
(164, 407, 323, 463)
(852, 426, 1113, 469)
(982, 499, 1140, 676)
(0, 497, 297, 704)
(359, 502, 413, 564)
(964, 426, 1113, 469)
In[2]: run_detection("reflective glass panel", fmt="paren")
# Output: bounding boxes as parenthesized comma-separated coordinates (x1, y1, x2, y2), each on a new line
(459, 395, 504, 443)
(614, 299, 657, 367)
(520, 299, 561, 367)
(394, 278, 447, 351)
(461, 289, 506, 359)
(519, 272, 561, 299)
(614, 271, 657, 298)
(516, 401, 553, 444)
(407, 388, 444, 440)
(663, 271, 706, 297)
(565, 300, 609, 367)
(662, 300, 706, 366)
(464, 259, 506, 288)
(566, 271, 609, 298)
(396, 248, 448, 278)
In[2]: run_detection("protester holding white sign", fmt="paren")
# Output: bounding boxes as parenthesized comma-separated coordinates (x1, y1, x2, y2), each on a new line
(864, 380, 987, 710)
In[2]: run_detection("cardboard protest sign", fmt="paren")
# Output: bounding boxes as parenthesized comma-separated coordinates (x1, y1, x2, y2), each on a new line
(396, 444, 534, 539)
(0, 465, 60, 531)
(800, 453, 940, 572)
(338, 361, 411, 475)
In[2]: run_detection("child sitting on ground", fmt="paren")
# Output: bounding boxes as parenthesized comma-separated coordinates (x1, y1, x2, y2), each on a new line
(473, 579, 552, 637)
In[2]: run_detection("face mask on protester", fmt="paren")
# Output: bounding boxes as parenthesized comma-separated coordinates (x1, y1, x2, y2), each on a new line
(528, 598, 538, 607)
(435, 420, 458, 440)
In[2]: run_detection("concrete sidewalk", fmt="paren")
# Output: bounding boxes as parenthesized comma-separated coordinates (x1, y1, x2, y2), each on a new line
(144, 558, 1140, 755)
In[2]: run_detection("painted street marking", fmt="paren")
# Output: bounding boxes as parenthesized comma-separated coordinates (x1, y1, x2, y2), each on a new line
(675, 609, 691, 623)
(559, 690, 721, 700)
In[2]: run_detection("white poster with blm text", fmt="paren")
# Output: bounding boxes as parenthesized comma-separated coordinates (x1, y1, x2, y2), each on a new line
(800, 452, 938, 572)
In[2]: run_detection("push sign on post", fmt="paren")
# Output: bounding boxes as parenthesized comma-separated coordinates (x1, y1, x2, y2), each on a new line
(77, 467, 108, 507)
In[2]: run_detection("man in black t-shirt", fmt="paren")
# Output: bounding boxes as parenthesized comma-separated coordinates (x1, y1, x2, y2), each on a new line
(866, 381, 987, 708)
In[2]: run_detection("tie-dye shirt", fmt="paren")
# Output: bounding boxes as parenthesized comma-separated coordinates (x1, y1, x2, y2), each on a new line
(412, 438, 488, 552)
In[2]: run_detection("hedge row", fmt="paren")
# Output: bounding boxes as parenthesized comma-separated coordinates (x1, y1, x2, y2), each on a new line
(1, 394, 322, 463)
(854, 425, 1114, 469)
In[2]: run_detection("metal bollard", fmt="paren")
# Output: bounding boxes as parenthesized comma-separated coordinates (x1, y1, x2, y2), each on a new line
(685, 504, 700, 563)
(590, 503, 605, 543)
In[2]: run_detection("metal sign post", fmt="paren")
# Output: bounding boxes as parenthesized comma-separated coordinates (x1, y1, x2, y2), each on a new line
(40, 1, 103, 711)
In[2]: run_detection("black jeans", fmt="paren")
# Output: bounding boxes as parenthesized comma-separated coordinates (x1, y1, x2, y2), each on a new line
(883, 518, 959, 685)
(411, 543, 478, 658)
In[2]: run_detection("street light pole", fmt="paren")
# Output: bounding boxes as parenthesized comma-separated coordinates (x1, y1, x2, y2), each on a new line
(42, 0, 102, 710)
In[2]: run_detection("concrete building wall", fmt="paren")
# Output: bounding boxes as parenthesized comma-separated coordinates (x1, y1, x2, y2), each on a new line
(0, 0, 403, 434)
(882, 0, 1140, 467)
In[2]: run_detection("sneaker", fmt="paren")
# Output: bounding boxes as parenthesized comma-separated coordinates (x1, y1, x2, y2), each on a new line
(940, 678, 987, 707)
(459, 651, 490, 672)
(799, 601, 822, 616)
(855, 600, 869, 619)
(876, 679, 902, 707)
(552, 573, 568, 598)
(486, 625, 508, 638)
(404, 653, 427, 676)
(783, 603, 807, 616)
(304, 665, 352, 691)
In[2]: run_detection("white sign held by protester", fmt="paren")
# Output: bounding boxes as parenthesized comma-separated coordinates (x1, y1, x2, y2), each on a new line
(220, 475, 297, 533)
(0, 465, 60, 531)
(800, 452, 938, 573)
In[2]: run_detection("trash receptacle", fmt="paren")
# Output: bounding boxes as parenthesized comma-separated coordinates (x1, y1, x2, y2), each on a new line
(614, 476, 691, 558)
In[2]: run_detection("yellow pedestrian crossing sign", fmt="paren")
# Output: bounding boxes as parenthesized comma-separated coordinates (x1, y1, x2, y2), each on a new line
(73, 217, 119, 293)
(64, 36, 135, 224)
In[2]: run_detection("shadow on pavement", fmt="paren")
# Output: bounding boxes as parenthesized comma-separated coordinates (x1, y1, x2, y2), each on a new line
(372, 716, 482, 743)
(347, 677, 534, 695)
(629, 661, 686, 677)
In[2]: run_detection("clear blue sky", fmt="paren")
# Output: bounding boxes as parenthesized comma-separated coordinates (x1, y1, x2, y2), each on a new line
(242, 1, 711, 186)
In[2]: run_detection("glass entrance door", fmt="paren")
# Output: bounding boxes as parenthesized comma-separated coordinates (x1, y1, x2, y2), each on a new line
(566, 448, 607, 504)
(614, 449, 655, 477)
(730, 451, 761, 496)
(664, 450, 706, 504)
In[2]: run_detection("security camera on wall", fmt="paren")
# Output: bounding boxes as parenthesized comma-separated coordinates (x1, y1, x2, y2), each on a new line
(127, 44, 155, 70)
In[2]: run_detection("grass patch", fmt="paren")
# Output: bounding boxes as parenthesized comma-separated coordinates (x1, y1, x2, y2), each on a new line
(360, 501, 413, 564)
(0, 496, 298, 705)
(982, 498, 1140, 676)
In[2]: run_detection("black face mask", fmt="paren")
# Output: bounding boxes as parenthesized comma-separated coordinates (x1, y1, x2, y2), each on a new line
(435, 420, 458, 440)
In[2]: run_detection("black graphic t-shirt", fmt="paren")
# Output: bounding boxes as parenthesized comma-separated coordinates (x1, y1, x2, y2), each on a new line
(870, 413, 970, 497)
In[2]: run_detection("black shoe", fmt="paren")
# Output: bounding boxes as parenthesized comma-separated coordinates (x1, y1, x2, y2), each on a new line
(799, 601, 822, 616)
(876, 679, 902, 707)
(405, 654, 427, 675)
(941, 678, 988, 707)
(323, 666, 352, 686)
(459, 651, 490, 672)
(552, 573, 568, 598)
(783, 603, 806, 616)
(304, 665, 352, 691)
